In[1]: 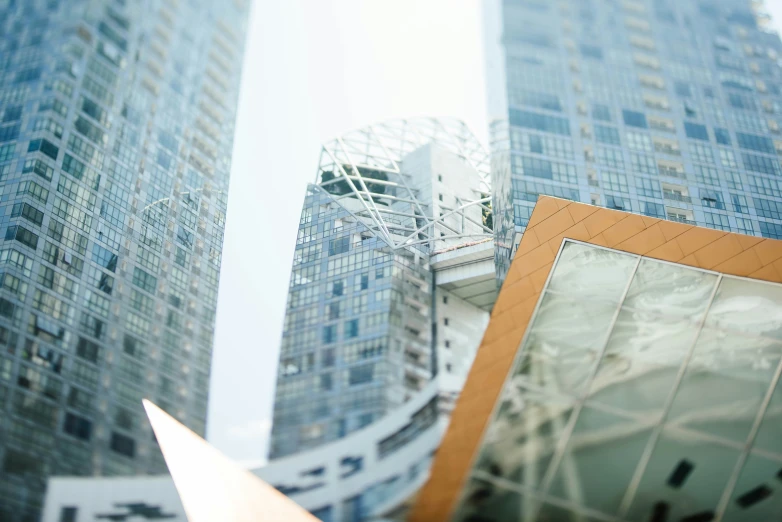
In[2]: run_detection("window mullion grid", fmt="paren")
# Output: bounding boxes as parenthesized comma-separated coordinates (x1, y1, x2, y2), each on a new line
(616, 274, 723, 517)
(530, 255, 643, 521)
(712, 352, 782, 520)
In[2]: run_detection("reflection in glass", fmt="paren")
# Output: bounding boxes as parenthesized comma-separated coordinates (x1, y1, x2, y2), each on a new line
(667, 329, 782, 444)
(707, 277, 782, 341)
(623, 258, 718, 317)
(589, 309, 699, 416)
(548, 406, 654, 516)
(751, 375, 782, 455)
(453, 477, 526, 522)
(721, 453, 782, 521)
(516, 293, 617, 396)
(626, 428, 741, 521)
(476, 387, 574, 489)
(547, 241, 636, 302)
(458, 242, 782, 522)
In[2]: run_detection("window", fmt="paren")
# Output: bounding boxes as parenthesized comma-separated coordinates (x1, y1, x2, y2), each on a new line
(345, 319, 359, 339)
(76, 337, 100, 363)
(27, 138, 59, 160)
(606, 195, 627, 210)
(595, 125, 621, 145)
(700, 189, 725, 209)
(92, 244, 117, 272)
(17, 180, 49, 204)
(513, 155, 576, 183)
(736, 217, 755, 235)
(444, 318, 449, 326)
(309, 506, 332, 522)
(622, 110, 648, 128)
(719, 148, 738, 168)
(509, 109, 570, 136)
(323, 325, 336, 344)
(760, 221, 782, 239)
(110, 432, 135, 458)
(132, 267, 157, 294)
(603, 171, 629, 193)
(636, 177, 660, 198)
(11, 203, 44, 226)
(59, 507, 78, 522)
(743, 153, 781, 176)
(736, 132, 776, 154)
(630, 154, 656, 175)
(642, 202, 665, 218)
(328, 236, 350, 256)
(674, 81, 692, 97)
(328, 302, 341, 320)
(704, 212, 731, 231)
(725, 171, 743, 190)
(516, 90, 562, 112)
(332, 280, 344, 297)
(626, 132, 653, 152)
(322, 348, 335, 367)
(580, 44, 603, 59)
(732, 194, 748, 213)
(5, 225, 39, 250)
(123, 335, 144, 359)
(754, 198, 782, 220)
(592, 104, 611, 121)
(443, 296, 448, 305)
(63, 412, 92, 441)
(685, 122, 709, 141)
(3, 105, 22, 122)
(689, 142, 713, 163)
(348, 363, 374, 386)
(715, 128, 731, 145)
(695, 166, 720, 187)
(749, 176, 782, 197)
(445, 340, 450, 348)
(359, 274, 369, 290)
(320, 373, 332, 391)
(0, 124, 20, 143)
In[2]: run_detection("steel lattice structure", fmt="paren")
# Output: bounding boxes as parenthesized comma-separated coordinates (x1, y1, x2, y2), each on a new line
(315, 118, 492, 251)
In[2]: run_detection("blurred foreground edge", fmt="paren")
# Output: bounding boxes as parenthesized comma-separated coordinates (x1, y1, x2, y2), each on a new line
(143, 399, 319, 522)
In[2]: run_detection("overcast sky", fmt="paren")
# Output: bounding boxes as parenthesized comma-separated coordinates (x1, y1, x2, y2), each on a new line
(207, 1, 782, 464)
(207, 0, 487, 463)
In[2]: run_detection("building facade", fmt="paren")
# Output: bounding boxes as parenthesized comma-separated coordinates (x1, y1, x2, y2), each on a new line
(43, 380, 446, 522)
(0, 0, 249, 519)
(269, 119, 494, 459)
(487, 0, 782, 281)
(413, 197, 782, 522)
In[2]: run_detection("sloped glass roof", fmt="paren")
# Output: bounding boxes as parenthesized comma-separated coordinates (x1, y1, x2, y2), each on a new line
(453, 240, 782, 522)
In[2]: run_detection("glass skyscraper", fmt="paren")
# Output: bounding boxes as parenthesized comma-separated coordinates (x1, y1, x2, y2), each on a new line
(487, 0, 782, 281)
(269, 119, 494, 459)
(0, 1, 249, 519)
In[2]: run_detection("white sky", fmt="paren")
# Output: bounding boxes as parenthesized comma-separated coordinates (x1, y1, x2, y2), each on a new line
(207, 1, 782, 464)
(207, 0, 487, 463)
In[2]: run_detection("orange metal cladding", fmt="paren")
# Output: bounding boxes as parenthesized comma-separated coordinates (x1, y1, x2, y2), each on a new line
(409, 195, 782, 522)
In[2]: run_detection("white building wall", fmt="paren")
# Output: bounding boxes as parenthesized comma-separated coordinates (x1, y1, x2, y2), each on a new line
(42, 476, 186, 522)
(434, 287, 489, 394)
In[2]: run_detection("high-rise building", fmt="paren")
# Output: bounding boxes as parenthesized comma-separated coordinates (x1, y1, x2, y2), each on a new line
(486, 0, 782, 282)
(0, 0, 249, 519)
(269, 119, 496, 459)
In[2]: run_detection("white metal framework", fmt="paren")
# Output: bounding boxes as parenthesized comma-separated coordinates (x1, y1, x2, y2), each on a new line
(316, 118, 492, 251)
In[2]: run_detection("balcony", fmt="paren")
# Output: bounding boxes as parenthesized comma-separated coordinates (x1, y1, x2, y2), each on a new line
(663, 191, 692, 203)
